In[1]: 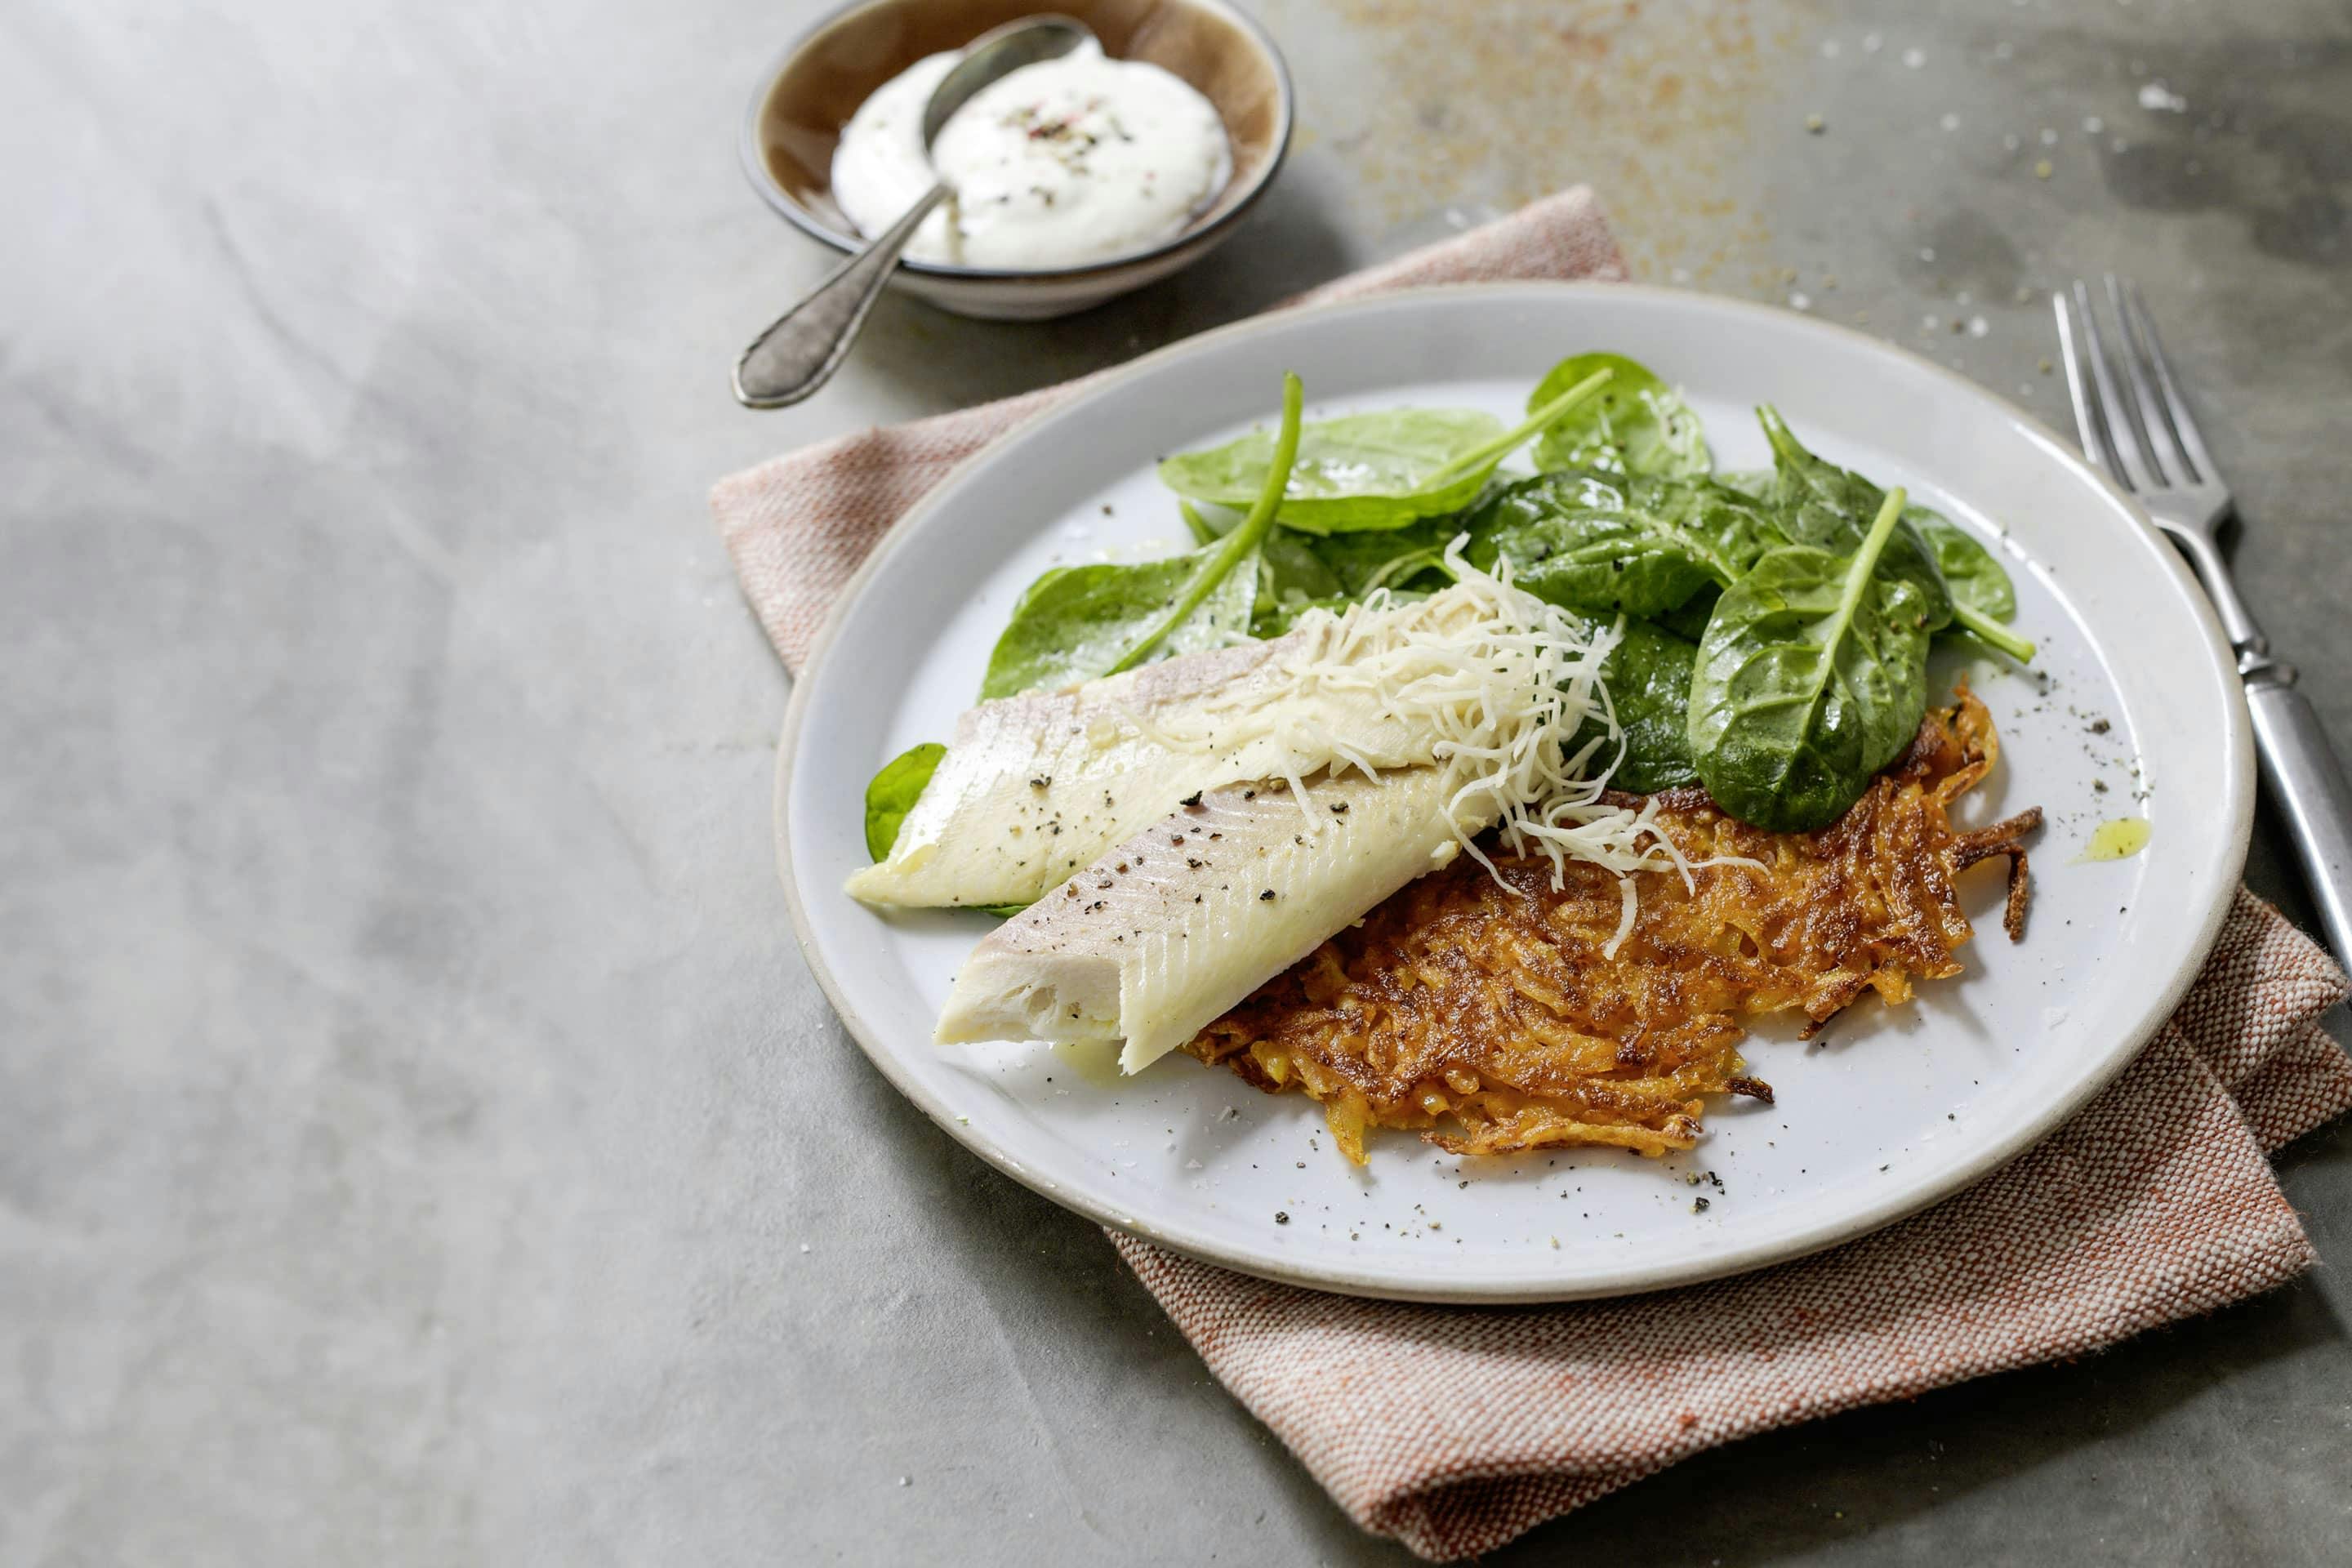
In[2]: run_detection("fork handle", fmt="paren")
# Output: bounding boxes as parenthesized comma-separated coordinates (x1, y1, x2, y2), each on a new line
(2244, 663, 2352, 967)
(2164, 525, 2270, 660)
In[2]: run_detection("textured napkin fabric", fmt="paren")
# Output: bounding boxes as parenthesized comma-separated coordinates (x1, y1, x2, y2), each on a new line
(712, 189, 2352, 1561)
(1109, 891, 2350, 1558)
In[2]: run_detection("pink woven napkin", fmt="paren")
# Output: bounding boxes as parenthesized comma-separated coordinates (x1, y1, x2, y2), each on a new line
(713, 189, 2352, 1561)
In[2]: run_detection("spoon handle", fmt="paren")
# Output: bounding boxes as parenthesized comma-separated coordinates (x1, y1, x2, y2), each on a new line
(733, 184, 948, 408)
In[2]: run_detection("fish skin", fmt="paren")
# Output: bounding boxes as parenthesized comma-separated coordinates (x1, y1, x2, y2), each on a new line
(844, 611, 1457, 911)
(933, 767, 1494, 1072)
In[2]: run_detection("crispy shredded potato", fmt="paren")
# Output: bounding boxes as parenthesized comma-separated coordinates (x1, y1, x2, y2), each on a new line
(1185, 689, 2040, 1163)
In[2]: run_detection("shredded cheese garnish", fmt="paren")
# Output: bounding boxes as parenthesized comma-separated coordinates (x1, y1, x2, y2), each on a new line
(1267, 540, 1719, 904)
(1110, 540, 1757, 933)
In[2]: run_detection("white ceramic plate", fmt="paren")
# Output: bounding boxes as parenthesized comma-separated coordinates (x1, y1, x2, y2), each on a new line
(776, 283, 2252, 1303)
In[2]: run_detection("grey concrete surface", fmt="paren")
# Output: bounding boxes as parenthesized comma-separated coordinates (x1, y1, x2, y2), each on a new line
(7, 0, 2350, 1562)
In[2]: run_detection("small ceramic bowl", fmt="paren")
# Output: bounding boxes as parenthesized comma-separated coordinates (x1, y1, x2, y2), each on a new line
(742, 0, 1294, 321)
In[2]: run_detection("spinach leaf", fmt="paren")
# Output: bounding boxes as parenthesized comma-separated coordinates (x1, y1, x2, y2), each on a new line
(1461, 471, 1780, 617)
(1159, 408, 1494, 532)
(1180, 504, 1349, 621)
(1156, 368, 1612, 534)
(1251, 531, 1346, 634)
(977, 549, 1258, 700)
(1254, 588, 1432, 636)
(1307, 518, 1458, 598)
(1686, 489, 1935, 832)
(1757, 409, 2034, 663)
(1919, 519, 2013, 621)
(1918, 514, 2035, 658)
(1183, 484, 1463, 611)
(1656, 585, 1720, 643)
(1179, 503, 1356, 638)
(864, 742, 946, 861)
(1570, 620, 1701, 793)
(1529, 352, 1711, 477)
(1270, 533, 1345, 601)
(1920, 516, 2019, 622)
(981, 374, 1306, 699)
(1757, 406, 1953, 632)
(1253, 592, 1350, 636)
(1237, 514, 1448, 636)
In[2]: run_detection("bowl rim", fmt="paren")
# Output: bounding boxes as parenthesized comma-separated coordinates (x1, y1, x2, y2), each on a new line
(737, 0, 1296, 283)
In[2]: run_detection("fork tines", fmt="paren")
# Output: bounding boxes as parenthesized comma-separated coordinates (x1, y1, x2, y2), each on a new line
(2052, 275, 2219, 495)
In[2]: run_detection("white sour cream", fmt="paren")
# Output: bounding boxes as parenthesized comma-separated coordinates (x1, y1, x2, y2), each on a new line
(830, 40, 1232, 270)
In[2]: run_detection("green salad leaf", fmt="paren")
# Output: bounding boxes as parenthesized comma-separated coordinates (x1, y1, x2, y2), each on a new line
(1920, 516, 2021, 625)
(1304, 518, 1458, 597)
(1758, 408, 2033, 664)
(1254, 588, 1434, 636)
(978, 549, 1259, 700)
(1461, 471, 1780, 618)
(1686, 488, 1935, 832)
(1757, 406, 1953, 630)
(1529, 352, 1711, 477)
(1186, 501, 1447, 631)
(1179, 503, 1355, 636)
(1919, 519, 2014, 621)
(1656, 585, 1721, 643)
(1156, 368, 1612, 534)
(864, 742, 946, 861)
(1570, 619, 1701, 793)
(1157, 408, 1497, 532)
(1182, 495, 1458, 630)
(1248, 529, 1345, 635)
(980, 374, 1306, 699)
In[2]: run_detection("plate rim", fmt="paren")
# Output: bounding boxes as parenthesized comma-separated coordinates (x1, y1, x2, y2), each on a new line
(770, 279, 2256, 1303)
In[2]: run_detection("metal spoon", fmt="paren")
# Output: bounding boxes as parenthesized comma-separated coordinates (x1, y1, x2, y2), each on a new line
(732, 15, 1097, 409)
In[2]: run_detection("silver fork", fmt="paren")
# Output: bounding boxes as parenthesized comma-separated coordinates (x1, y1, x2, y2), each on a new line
(2055, 275, 2352, 963)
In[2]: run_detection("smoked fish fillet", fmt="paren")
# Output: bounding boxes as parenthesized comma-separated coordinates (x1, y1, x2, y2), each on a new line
(937, 767, 1494, 1072)
(846, 584, 1545, 911)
